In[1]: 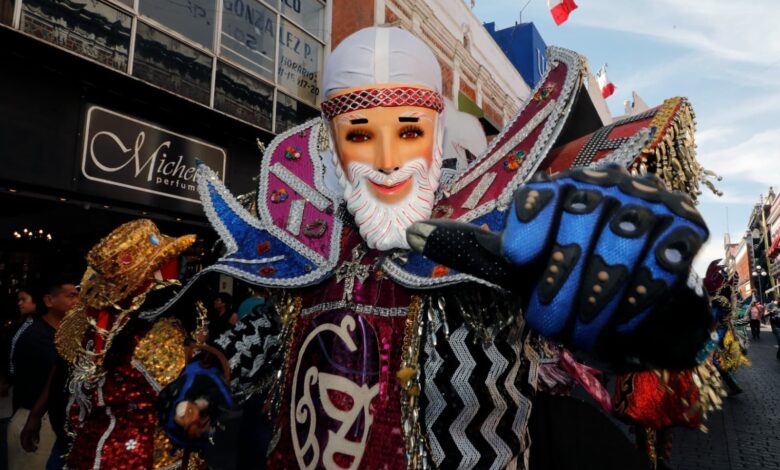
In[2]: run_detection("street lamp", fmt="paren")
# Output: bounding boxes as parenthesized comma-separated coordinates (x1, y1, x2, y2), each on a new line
(753, 268, 768, 304)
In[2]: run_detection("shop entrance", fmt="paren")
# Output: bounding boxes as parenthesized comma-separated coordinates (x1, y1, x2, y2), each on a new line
(0, 188, 218, 321)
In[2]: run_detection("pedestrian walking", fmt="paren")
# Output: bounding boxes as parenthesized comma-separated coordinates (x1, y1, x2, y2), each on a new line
(8, 277, 78, 470)
(749, 301, 764, 340)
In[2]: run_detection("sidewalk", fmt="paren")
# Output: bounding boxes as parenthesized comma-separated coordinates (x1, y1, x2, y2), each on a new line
(670, 323, 780, 470)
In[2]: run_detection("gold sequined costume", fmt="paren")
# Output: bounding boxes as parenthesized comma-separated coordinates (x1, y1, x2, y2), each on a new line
(56, 219, 201, 469)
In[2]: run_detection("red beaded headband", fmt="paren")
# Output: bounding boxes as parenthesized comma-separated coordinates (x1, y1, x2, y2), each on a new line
(320, 86, 445, 120)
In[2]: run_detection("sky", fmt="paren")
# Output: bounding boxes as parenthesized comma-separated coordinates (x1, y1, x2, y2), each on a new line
(472, 0, 780, 274)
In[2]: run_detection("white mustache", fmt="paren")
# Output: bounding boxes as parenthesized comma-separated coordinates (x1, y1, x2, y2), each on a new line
(346, 158, 430, 189)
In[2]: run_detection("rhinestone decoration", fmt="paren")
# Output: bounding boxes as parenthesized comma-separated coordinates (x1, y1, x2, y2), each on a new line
(284, 145, 301, 160)
(321, 86, 445, 120)
(259, 266, 278, 277)
(431, 205, 453, 219)
(431, 265, 449, 278)
(271, 189, 288, 203)
(335, 245, 370, 302)
(303, 219, 327, 238)
(502, 150, 526, 172)
(256, 241, 272, 255)
(462, 172, 497, 210)
(269, 163, 330, 211)
(125, 439, 138, 451)
(532, 84, 555, 105)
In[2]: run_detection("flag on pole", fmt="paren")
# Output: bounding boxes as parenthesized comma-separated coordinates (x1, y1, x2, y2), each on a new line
(548, 0, 578, 25)
(596, 65, 616, 98)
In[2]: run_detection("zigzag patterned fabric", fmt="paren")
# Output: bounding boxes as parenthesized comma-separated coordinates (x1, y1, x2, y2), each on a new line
(422, 315, 531, 469)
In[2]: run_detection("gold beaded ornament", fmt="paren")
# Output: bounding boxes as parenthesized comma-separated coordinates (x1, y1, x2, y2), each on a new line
(79, 219, 196, 310)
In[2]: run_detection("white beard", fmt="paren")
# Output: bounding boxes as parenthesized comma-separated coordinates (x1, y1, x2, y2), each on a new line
(336, 156, 440, 251)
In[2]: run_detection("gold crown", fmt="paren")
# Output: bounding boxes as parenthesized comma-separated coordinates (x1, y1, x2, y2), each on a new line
(79, 219, 196, 309)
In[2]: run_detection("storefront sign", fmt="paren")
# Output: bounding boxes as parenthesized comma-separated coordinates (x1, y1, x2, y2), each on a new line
(81, 106, 226, 205)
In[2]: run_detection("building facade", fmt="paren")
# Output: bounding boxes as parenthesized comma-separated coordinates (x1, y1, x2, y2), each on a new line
(0, 0, 532, 296)
(766, 188, 780, 294)
(0, 0, 330, 293)
(733, 237, 751, 300)
(744, 192, 774, 302)
(484, 21, 546, 89)
(352, 0, 532, 135)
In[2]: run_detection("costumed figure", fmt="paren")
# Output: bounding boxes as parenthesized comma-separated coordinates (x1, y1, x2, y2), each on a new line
(605, 260, 740, 469)
(704, 260, 749, 394)
(56, 220, 232, 469)
(159, 27, 718, 469)
(611, 361, 724, 469)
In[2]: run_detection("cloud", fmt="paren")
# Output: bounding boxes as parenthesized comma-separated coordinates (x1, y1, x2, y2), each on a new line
(617, 54, 702, 98)
(476, 1, 780, 66)
(704, 91, 780, 126)
(699, 129, 780, 188)
(695, 126, 736, 148)
(700, 191, 756, 206)
(694, 237, 727, 275)
(561, 1, 780, 66)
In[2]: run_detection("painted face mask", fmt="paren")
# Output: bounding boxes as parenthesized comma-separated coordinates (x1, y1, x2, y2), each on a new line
(320, 27, 446, 251)
(329, 100, 444, 251)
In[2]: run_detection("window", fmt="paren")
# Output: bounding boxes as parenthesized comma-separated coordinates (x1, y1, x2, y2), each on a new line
(20, 0, 131, 72)
(215, 62, 274, 130)
(277, 19, 321, 105)
(16, 0, 327, 133)
(220, 0, 276, 80)
(138, 0, 216, 50)
(133, 21, 212, 104)
(280, 0, 324, 40)
(275, 92, 318, 133)
(1, 0, 17, 25)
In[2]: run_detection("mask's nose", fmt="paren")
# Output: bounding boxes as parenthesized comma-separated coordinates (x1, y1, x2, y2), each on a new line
(375, 131, 398, 174)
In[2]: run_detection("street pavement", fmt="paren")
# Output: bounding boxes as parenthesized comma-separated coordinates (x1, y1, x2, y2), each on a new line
(670, 323, 780, 470)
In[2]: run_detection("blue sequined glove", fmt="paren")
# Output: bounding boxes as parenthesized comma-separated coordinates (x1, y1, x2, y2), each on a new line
(407, 166, 713, 369)
(159, 357, 234, 448)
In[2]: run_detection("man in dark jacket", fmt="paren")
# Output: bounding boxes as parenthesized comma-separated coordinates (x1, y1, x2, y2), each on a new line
(8, 277, 78, 470)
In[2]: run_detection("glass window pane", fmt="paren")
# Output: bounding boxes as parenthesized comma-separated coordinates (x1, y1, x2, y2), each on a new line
(133, 22, 212, 104)
(0, 0, 11, 26)
(138, 0, 216, 49)
(20, 0, 131, 71)
(275, 92, 318, 133)
(215, 62, 273, 130)
(280, 0, 324, 40)
(278, 20, 321, 106)
(220, 0, 275, 80)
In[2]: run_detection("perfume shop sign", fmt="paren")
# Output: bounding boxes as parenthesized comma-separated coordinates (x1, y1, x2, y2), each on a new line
(81, 106, 226, 205)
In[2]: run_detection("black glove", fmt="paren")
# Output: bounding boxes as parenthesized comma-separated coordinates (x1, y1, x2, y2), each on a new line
(407, 167, 713, 370)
